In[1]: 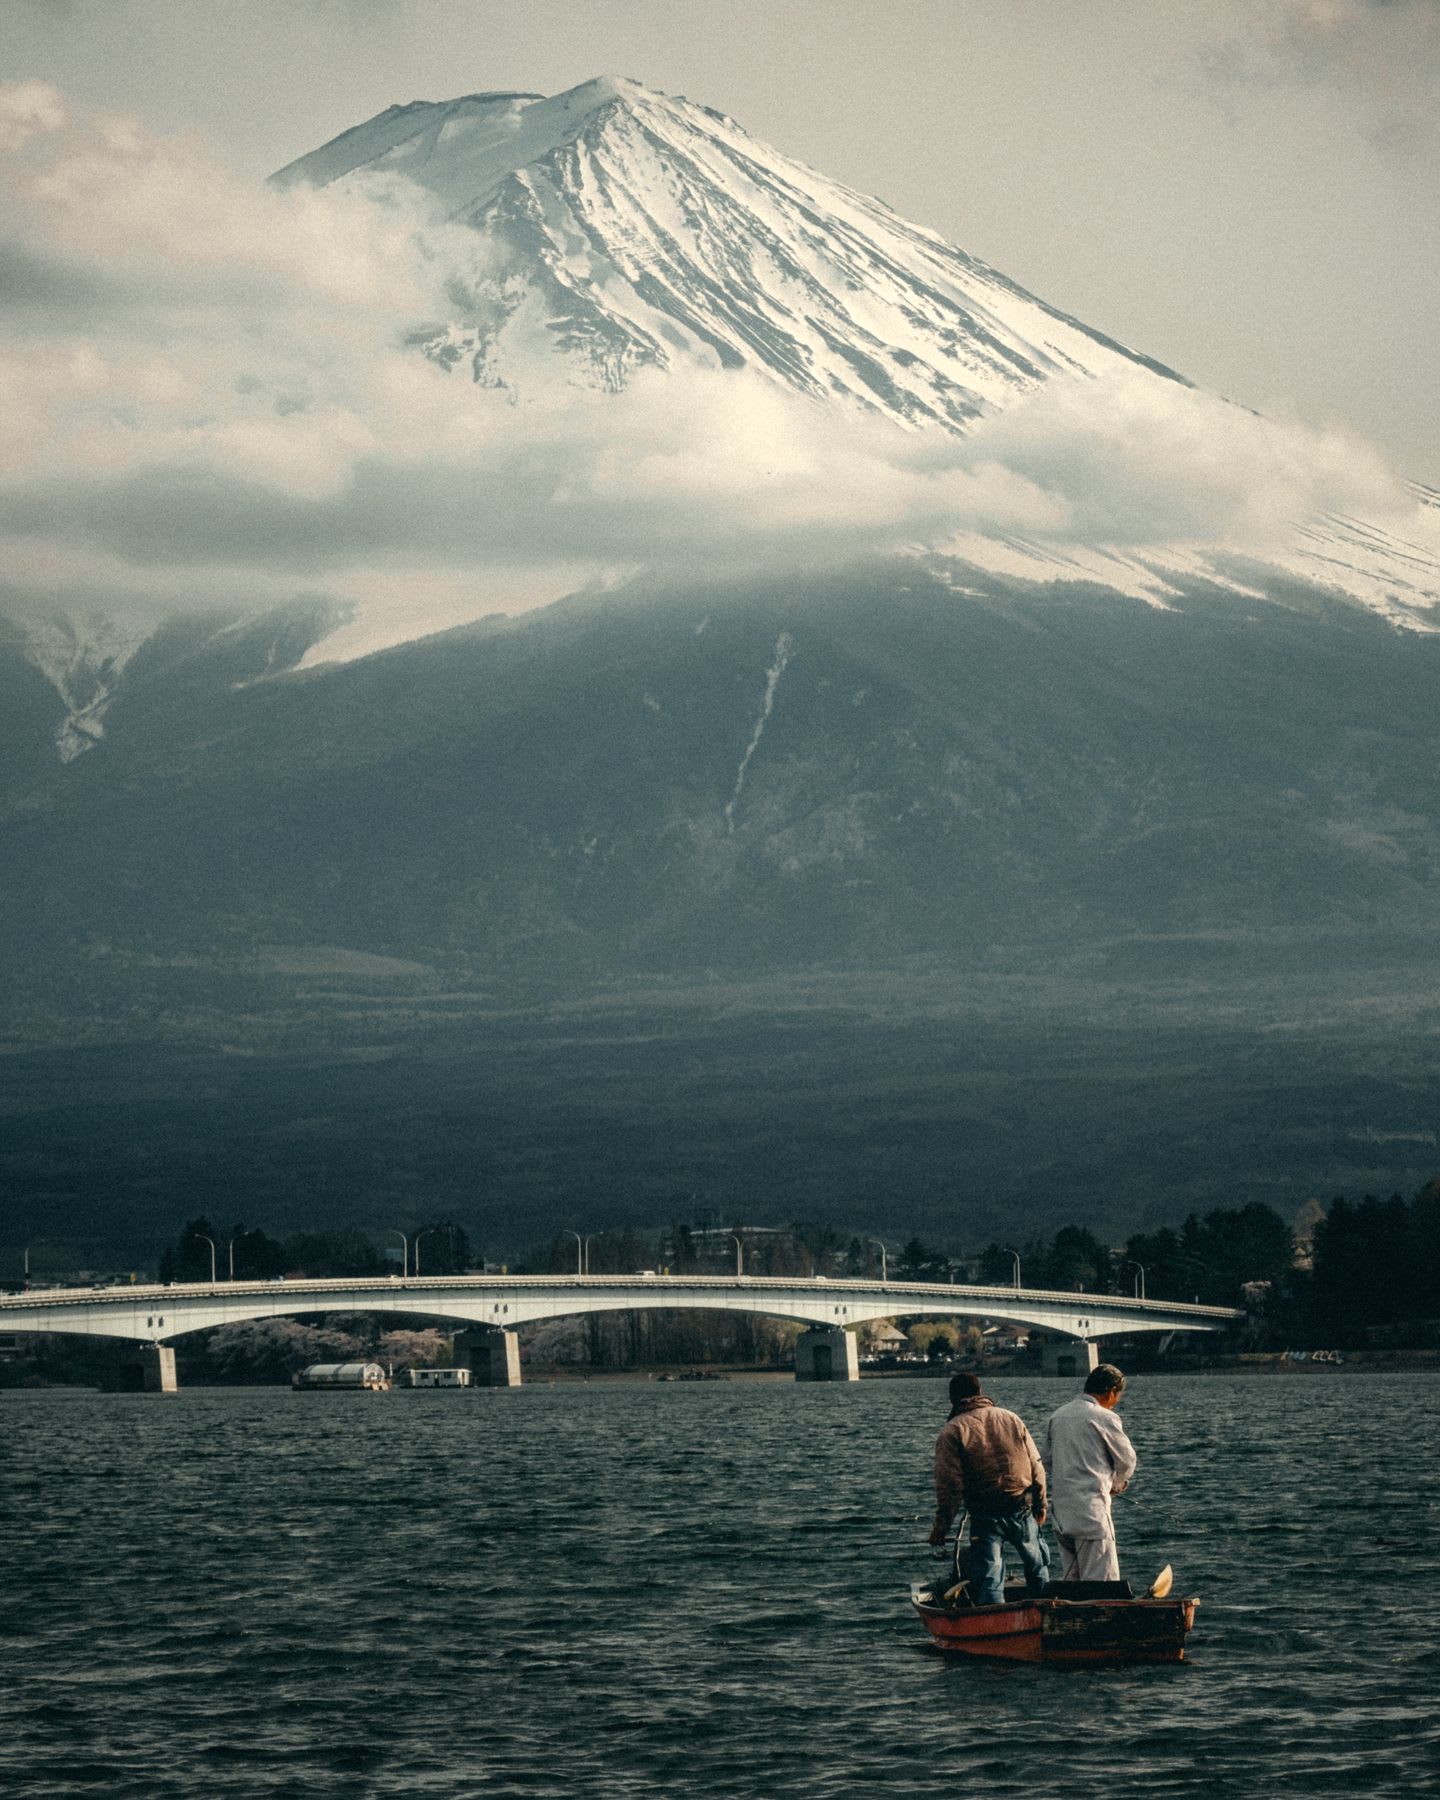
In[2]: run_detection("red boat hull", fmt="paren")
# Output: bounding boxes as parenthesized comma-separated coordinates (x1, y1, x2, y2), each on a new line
(914, 1594, 1199, 1664)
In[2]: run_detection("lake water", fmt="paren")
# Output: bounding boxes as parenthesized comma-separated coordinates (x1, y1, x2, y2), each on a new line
(3, 1371, 1438, 1798)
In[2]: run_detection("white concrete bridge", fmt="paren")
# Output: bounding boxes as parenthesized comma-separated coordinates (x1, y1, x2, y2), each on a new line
(0, 1273, 1242, 1390)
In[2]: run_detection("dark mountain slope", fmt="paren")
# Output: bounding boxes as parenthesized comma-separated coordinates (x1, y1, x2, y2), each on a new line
(4, 564, 1438, 989)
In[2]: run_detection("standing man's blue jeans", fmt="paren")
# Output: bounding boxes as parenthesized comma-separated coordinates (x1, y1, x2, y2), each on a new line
(967, 1506, 1050, 1603)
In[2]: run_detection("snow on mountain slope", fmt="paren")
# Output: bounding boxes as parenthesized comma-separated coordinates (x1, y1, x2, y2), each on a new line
(272, 76, 1188, 429)
(934, 493, 1440, 631)
(6, 599, 354, 766)
(268, 76, 1438, 640)
(14, 78, 1424, 714)
(19, 611, 154, 762)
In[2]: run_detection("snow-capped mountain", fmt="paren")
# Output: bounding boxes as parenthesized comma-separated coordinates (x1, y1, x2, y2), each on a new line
(271, 75, 1187, 427)
(6, 74, 1439, 959)
(9, 74, 1436, 742)
(268, 75, 1437, 635)
(7, 79, 1440, 1252)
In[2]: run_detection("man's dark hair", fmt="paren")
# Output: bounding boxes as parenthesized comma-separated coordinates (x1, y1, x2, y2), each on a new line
(948, 1371, 983, 1407)
(1084, 1363, 1126, 1396)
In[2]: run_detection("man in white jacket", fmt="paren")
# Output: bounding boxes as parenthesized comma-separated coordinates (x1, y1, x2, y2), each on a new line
(1041, 1363, 1137, 1583)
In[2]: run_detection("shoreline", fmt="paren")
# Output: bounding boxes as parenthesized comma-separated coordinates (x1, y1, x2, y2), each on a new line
(6, 1348, 1438, 1394)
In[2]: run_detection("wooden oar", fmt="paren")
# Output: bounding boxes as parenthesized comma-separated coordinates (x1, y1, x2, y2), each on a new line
(1147, 1564, 1173, 1598)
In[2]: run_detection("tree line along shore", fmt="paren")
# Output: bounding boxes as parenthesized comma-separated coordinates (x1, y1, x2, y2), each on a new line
(5, 1182, 1436, 1387)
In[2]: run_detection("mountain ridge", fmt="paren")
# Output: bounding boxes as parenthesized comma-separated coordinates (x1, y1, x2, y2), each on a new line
(272, 75, 1189, 425)
(262, 76, 1435, 651)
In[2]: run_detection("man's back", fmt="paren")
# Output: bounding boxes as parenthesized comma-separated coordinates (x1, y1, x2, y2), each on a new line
(1042, 1392, 1137, 1533)
(927, 1376, 1051, 1602)
(934, 1395, 1045, 1519)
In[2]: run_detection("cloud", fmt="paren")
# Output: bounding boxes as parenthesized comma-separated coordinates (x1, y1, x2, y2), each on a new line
(0, 78, 65, 152)
(1190, 1, 1440, 154)
(954, 376, 1402, 550)
(3, 368, 1396, 577)
(0, 83, 1421, 652)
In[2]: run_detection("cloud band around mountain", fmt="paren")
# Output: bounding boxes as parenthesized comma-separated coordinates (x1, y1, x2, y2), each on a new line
(0, 83, 1417, 649)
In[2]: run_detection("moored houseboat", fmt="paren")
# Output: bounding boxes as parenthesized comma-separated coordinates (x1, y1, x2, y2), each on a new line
(293, 1361, 390, 1391)
(402, 1366, 471, 1388)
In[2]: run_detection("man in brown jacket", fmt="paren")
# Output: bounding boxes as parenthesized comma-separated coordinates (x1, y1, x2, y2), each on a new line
(926, 1372, 1050, 1603)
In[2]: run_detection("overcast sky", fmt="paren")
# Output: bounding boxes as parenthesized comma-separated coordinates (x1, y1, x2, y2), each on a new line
(9, 0, 1437, 485)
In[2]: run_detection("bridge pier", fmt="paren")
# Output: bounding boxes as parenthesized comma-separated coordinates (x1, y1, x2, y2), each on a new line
(455, 1327, 522, 1388)
(794, 1326, 859, 1383)
(1038, 1336, 1099, 1379)
(100, 1343, 178, 1393)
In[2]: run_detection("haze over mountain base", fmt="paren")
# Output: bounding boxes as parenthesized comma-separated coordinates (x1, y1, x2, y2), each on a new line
(4, 946, 1437, 1273)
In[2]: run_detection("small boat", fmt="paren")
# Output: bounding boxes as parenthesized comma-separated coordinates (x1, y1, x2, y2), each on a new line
(911, 1573, 1199, 1664)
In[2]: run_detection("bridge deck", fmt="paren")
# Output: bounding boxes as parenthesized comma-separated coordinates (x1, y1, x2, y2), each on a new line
(0, 1273, 1242, 1344)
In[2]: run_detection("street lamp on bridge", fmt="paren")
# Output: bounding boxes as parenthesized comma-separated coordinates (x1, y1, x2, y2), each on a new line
(1124, 1260, 1148, 1300)
(867, 1238, 889, 1282)
(388, 1230, 409, 1279)
(195, 1234, 218, 1285)
(727, 1233, 744, 1278)
(999, 1245, 1022, 1289)
(562, 1230, 584, 1275)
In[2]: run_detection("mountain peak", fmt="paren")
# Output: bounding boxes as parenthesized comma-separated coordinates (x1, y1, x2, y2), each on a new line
(273, 75, 1184, 429)
(256, 79, 1438, 641)
(270, 76, 664, 209)
(557, 73, 648, 108)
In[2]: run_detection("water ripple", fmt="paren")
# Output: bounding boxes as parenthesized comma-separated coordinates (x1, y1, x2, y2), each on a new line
(3, 1373, 1438, 1796)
